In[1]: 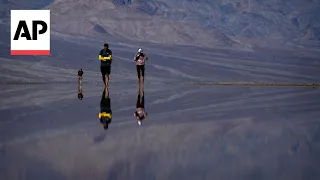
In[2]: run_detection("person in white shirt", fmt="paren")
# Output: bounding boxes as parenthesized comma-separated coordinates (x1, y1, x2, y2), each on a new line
(134, 48, 148, 85)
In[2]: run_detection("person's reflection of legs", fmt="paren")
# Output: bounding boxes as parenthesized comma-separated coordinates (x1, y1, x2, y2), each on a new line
(78, 76, 83, 100)
(135, 85, 147, 126)
(135, 86, 141, 124)
(141, 86, 147, 118)
(141, 86, 144, 108)
(136, 86, 140, 110)
(105, 86, 109, 98)
(102, 87, 110, 129)
(142, 82, 144, 97)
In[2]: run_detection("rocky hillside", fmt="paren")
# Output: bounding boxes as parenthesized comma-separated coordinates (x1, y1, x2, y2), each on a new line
(44, 0, 320, 48)
(2, 0, 320, 48)
(44, 0, 246, 49)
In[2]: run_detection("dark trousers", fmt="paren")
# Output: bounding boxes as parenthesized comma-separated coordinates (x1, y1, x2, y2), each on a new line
(136, 94, 144, 108)
(136, 65, 145, 78)
(100, 66, 111, 83)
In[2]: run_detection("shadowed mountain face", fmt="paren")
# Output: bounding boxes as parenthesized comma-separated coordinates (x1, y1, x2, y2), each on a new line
(0, 0, 51, 17)
(43, 0, 320, 48)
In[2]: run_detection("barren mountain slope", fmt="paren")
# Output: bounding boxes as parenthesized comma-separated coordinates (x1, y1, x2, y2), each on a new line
(44, 0, 320, 48)
(0, 0, 51, 17)
(43, 0, 245, 48)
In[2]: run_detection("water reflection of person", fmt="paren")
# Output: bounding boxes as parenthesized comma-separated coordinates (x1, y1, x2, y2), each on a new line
(134, 85, 147, 126)
(98, 87, 112, 130)
(78, 69, 83, 100)
(77, 82, 83, 100)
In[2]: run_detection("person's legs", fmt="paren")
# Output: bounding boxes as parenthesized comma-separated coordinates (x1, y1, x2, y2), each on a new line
(141, 95, 144, 108)
(136, 65, 141, 85)
(78, 76, 82, 84)
(105, 66, 111, 86)
(136, 94, 141, 107)
(100, 66, 106, 84)
(141, 80, 144, 95)
(105, 74, 109, 87)
(141, 65, 145, 83)
(105, 86, 109, 98)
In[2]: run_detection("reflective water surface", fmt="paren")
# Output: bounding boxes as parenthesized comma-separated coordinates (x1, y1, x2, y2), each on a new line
(1, 82, 320, 180)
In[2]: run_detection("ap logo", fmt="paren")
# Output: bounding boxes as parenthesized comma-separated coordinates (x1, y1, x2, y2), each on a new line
(10, 10, 50, 55)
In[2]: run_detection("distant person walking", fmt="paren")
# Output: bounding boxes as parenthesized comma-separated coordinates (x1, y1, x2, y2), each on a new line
(99, 43, 112, 87)
(134, 48, 148, 85)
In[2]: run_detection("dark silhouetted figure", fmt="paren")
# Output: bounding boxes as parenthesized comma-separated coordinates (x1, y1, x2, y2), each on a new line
(78, 69, 83, 100)
(134, 84, 147, 126)
(98, 87, 112, 129)
(99, 44, 112, 87)
(78, 69, 83, 77)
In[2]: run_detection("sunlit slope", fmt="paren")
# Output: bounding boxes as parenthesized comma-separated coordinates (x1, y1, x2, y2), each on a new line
(45, 0, 320, 48)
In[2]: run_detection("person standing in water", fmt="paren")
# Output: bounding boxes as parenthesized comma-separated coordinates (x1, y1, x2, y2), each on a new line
(134, 48, 148, 85)
(98, 87, 112, 129)
(99, 43, 112, 87)
(134, 85, 147, 126)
